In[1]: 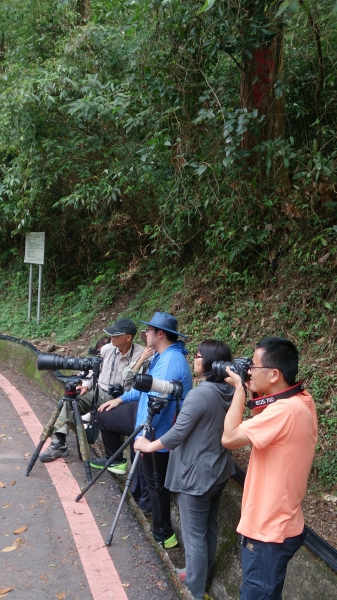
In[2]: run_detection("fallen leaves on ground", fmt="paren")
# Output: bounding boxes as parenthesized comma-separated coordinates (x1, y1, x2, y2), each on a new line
(156, 581, 166, 590)
(14, 526, 27, 534)
(0, 482, 6, 488)
(0, 588, 13, 598)
(1, 538, 22, 553)
(56, 593, 66, 599)
(10, 481, 16, 486)
(121, 583, 130, 588)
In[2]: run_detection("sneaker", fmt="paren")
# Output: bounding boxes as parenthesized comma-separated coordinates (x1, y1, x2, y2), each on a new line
(107, 459, 127, 475)
(90, 457, 109, 470)
(153, 532, 178, 549)
(39, 441, 69, 462)
(175, 567, 186, 582)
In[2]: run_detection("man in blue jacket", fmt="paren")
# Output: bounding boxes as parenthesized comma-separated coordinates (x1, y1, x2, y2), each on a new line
(91, 312, 193, 549)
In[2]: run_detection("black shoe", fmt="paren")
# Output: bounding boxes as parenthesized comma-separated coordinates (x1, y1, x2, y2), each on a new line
(39, 441, 69, 462)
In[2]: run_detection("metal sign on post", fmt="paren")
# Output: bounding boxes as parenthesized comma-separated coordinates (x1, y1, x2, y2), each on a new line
(24, 232, 45, 323)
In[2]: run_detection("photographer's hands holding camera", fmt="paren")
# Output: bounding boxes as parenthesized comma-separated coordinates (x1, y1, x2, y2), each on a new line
(221, 366, 251, 450)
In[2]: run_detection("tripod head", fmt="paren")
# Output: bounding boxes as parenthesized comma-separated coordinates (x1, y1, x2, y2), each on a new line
(143, 393, 172, 430)
(63, 379, 82, 397)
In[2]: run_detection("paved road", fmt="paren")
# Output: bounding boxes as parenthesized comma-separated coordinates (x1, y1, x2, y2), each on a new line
(0, 364, 182, 600)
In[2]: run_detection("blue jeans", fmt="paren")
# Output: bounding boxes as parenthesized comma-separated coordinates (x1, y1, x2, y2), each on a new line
(240, 530, 306, 600)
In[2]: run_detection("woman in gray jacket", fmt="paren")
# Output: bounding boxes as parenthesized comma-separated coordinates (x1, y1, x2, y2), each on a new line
(134, 339, 235, 600)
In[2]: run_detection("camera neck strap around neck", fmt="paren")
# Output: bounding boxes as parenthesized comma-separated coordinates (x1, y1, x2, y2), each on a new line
(246, 382, 305, 410)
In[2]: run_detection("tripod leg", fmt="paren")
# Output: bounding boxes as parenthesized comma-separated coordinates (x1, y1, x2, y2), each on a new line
(106, 449, 142, 546)
(72, 398, 92, 482)
(25, 399, 65, 476)
(75, 431, 83, 462)
(75, 424, 144, 501)
(150, 427, 165, 545)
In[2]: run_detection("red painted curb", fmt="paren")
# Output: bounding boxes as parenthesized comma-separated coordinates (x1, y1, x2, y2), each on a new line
(0, 374, 128, 600)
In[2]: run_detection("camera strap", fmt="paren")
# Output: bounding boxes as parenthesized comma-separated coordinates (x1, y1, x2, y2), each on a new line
(246, 382, 305, 410)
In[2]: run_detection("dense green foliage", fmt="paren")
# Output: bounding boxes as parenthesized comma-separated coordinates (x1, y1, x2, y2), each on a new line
(0, 0, 336, 276)
(0, 0, 336, 489)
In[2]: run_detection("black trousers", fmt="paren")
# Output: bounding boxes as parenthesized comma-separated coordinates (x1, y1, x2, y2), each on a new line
(97, 401, 138, 461)
(141, 451, 173, 539)
(96, 401, 151, 511)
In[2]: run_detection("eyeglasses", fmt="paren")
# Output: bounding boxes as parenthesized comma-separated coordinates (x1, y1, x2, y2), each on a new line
(194, 353, 202, 359)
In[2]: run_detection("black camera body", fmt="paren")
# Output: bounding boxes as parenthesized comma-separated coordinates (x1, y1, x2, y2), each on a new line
(212, 357, 251, 382)
(107, 383, 124, 398)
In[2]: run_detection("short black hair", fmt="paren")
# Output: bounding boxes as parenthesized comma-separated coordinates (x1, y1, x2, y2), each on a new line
(256, 337, 299, 385)
(154, 327, 178, 343)
(197, 339, 232, 382)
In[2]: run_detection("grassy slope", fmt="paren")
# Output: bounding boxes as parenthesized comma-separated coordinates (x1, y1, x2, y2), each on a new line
(0, 254, 336, 492)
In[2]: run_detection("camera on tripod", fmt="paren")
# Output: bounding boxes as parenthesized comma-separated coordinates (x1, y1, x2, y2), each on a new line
(37, 352, 102, 376)
(212, 357, 251, 382)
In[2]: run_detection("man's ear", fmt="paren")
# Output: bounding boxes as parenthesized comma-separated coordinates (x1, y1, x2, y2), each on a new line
(270, 368, 282, 383)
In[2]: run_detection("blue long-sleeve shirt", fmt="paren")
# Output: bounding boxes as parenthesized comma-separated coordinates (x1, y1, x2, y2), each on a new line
(120, 341, 193, 450)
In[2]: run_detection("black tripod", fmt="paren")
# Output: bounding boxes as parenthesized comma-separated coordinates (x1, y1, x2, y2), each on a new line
(25, 380, 93, 482)
(74, 394, 171, 546)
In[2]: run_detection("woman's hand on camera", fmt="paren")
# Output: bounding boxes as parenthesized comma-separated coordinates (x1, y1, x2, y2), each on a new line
(98, 398, 123, 412)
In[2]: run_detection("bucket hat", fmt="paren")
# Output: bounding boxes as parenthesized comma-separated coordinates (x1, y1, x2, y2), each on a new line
(103, 318, 137, 337)
(139, 312, 187, 338)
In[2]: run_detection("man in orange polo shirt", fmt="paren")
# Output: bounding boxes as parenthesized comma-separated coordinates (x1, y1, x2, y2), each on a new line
(221, 337, 317, 600)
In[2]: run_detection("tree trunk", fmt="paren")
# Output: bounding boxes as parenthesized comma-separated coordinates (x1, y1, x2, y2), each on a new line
(240, 25, 288, 188)
(0, 33, 5, 73)
(77, 0, 90, 25)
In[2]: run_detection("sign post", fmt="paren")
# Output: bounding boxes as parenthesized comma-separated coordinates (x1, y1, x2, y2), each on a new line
(24, 232, 45, 323)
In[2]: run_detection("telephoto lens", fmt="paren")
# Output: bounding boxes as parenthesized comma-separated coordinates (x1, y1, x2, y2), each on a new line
(132, 373, 183, 399)
(37, 352, 94, 372)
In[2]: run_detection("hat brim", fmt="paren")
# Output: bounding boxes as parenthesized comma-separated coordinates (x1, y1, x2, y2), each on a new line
(139, 319, 187, 338)
(103, 327, 132, 336)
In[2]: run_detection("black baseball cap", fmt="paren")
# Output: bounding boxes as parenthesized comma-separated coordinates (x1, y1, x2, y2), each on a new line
(103, 318, 137, 337)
